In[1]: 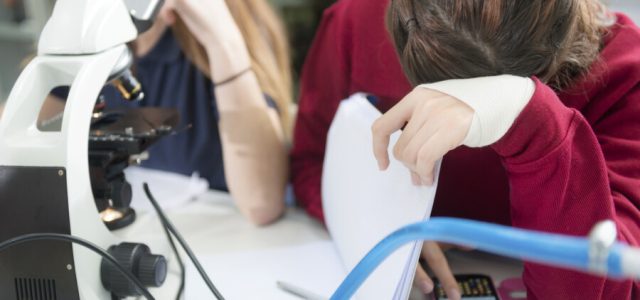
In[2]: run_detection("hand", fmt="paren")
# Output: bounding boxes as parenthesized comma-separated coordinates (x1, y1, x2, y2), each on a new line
(372, 87, 473, 185)
(160, 0, 246, 51)
(159, 0, 251, 82)
(415, 242, 461, 300)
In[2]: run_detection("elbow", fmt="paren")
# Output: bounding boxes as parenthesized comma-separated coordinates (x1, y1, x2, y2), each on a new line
(226, 156, 289, 226)
(232, 189, 287, 226)
(243, 202, 285, 226)
(248, 207, 285, 226)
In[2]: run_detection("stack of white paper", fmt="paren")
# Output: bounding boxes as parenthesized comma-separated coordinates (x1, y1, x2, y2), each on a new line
(185, 94, 440, 299)
(322, 94, 440, 299)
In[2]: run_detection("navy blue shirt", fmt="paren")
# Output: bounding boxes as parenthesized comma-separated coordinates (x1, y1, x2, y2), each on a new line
(57, 30, 230, 190)
(117, 30, 228, 190)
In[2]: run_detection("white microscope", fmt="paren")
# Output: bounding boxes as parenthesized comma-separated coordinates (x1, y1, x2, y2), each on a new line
(0, 0, 170, 299)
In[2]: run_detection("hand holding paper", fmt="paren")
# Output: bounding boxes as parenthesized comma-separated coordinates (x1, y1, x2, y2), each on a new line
(322, 93, 441, 299)
(371, 88, 472, 186)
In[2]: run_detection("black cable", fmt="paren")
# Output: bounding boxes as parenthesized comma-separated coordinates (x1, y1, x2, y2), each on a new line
(143, 183, 225, 300)
(0, 233, 155, 300)
(158, 204, 186, 300)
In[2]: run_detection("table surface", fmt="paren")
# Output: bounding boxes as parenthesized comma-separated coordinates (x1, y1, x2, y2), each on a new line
(115, 190, 523, 300)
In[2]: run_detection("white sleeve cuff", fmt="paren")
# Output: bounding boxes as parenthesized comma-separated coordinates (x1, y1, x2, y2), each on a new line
(419, 75, 535, 148)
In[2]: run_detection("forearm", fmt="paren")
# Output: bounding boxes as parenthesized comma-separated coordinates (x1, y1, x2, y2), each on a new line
(208, 45, 288, 226)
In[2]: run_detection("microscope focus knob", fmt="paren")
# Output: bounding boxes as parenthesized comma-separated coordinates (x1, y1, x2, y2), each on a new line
(138, 254, 168, 287)
(101, 243, 167, 297)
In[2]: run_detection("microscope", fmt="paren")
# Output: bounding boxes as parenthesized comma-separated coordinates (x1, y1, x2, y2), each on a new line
(0, 0, 175, 299)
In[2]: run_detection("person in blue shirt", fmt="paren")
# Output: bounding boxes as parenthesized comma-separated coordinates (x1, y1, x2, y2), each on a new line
(36, 0, 293, 225)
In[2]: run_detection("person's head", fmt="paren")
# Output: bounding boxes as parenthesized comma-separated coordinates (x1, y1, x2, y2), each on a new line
(386, 0, 612, 90)
(159, 0, 293, 132)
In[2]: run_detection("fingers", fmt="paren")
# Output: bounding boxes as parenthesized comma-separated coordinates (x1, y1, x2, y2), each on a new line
(422, 242, 461, 300)
(399, 122, 439, 183)
(397, 126, 447, 185)
(393, 103, 429, 162)
(414, 131, 450, 184)
(411, 171, 422, 186)
(393, 103, 469, 184)
(373, 87, 472, 185)
(371, 99, 415, 170)
(414, 264, 435, 294)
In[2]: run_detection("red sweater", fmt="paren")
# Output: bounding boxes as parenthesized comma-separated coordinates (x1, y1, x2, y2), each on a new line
(291, 0, 640, 298)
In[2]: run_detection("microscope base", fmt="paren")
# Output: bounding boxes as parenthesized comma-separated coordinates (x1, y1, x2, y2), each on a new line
(0, 166, 80, 300)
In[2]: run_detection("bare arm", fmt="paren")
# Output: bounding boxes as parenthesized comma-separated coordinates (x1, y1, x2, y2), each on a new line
(171, 0, 288, 225)
(208, 43, 288, 226)
(208, 44, 288, 225)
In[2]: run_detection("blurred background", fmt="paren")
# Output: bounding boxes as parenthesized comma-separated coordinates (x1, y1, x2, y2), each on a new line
(0, 0, 638, 103)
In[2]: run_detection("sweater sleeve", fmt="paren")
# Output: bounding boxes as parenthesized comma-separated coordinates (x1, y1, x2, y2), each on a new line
(290, 5, 351, 222)
(492, 78, 640, 299)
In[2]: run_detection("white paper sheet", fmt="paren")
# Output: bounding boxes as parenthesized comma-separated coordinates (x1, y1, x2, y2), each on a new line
(124, 166, 209, 213)
(322, 94, 440, 300)
(185, 241, 345, 300)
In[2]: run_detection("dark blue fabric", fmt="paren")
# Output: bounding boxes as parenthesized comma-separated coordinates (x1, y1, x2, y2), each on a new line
(120, 30, 228, 190)
(55, 30, 233, 190)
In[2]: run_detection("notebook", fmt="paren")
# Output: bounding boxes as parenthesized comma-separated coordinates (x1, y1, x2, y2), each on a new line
(185, 93, 440, 299)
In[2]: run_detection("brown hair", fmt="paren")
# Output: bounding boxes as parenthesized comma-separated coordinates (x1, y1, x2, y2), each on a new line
(172, 0, 293, 133)
(386, 0, 611, 90)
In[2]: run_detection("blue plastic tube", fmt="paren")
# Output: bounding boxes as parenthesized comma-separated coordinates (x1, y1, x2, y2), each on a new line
(330, 217, 626, 300)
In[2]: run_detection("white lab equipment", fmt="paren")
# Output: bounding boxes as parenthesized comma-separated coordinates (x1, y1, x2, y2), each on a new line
(0, 0, 168, 299)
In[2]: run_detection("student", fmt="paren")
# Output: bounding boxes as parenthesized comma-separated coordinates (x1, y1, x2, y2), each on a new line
(40, 0, 292, 226)
(293, 0, 640, 299)
(293, 1, 476, 298)
(371, 0, 640, 299)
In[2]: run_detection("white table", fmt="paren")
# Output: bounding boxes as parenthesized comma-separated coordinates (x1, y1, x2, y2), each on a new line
(115, 191, 522, 299)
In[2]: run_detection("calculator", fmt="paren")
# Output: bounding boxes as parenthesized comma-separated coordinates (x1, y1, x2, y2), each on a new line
(431, 274, 499, 300)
